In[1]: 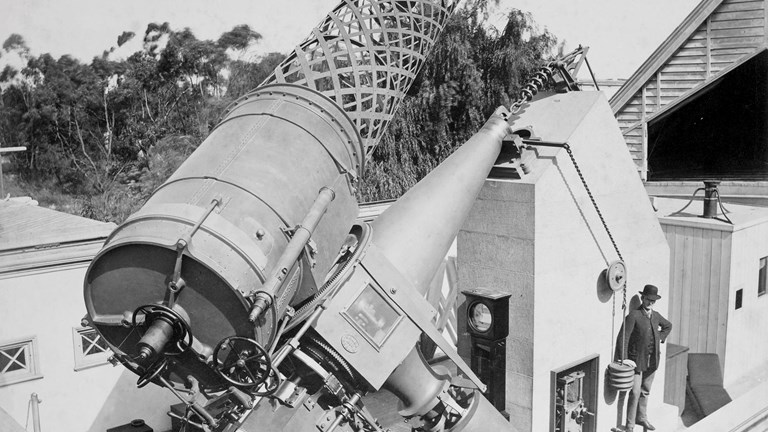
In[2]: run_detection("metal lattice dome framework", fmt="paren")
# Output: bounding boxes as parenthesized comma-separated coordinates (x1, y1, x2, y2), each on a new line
(262, 0, 458, 158)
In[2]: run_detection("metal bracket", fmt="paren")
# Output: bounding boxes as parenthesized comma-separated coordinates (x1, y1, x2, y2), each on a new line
(166, 198, 221, 307)
(361, 244, 487, 393)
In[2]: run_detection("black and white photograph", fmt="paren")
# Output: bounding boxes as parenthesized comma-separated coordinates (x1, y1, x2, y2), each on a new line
(1, 0, 767, 431)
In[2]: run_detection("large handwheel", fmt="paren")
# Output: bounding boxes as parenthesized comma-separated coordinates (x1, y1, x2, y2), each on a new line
(132, 304, 193, 355)
(213, 337, 271, 388)
(137, 357, 168, 388)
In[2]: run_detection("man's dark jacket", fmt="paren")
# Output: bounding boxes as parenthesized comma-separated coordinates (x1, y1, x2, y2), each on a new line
(615, 306, 673, 372)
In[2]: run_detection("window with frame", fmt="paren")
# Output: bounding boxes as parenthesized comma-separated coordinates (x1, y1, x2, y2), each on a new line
(0, 336, 42, 387)
(759, 256, 767, 297)
(72, 327, 111, 371)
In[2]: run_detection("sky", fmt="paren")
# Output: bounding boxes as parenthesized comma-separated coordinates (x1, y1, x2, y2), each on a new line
(0, 0, 702, 80)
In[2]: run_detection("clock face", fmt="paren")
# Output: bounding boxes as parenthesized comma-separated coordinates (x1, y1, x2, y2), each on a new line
(469, 302, 492, 333)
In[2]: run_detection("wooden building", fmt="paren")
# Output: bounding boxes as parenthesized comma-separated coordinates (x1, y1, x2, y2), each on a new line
(654, 197, 768, 390)
(610, 0, 768, 186)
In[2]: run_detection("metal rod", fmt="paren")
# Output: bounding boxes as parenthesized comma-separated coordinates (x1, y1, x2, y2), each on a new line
(173, 198, 221, 280)
(584, 56, 600, 91)
(30, 393, 41, 432)
(249, 187, 335, 322)
(157, 376, 217, 427)
(327, 393, 361, 432)
(521, 138, 568, 148)
(272, 304, 326, 367)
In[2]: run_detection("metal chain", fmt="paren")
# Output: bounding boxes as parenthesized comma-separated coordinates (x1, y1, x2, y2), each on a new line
(513, 53, 631, 363)
(563, 144, 629, 348)
(563, 145, 623, 262)
(510, 64, 555, 114)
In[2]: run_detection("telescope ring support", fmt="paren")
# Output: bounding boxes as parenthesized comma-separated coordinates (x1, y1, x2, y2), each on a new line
(132, 304, 194, 356)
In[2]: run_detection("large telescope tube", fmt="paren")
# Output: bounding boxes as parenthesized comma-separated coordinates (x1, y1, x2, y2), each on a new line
(84, 0, 459, 392)
(84, 84, 363, 390)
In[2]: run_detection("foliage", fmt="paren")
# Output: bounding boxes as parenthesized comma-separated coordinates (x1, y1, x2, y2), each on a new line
(0, 24, 277, 223)
(358, 4, 557, 201)
(1, 6, 556, 222)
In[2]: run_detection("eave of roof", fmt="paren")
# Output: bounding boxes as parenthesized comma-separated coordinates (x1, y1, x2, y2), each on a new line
(655, 197, 768, 232)
(0, 200, 115, 275)
(643, 45, 768, 125)
(609, 0, 724, 112)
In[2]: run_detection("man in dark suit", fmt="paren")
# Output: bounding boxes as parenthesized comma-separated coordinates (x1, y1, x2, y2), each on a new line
(616, 284, 673, 432)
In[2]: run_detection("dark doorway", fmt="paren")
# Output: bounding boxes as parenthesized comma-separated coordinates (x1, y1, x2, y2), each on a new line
(647, 49, 768, 180)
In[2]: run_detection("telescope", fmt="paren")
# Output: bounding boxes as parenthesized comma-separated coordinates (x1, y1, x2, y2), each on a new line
(83, 1, 522, 430)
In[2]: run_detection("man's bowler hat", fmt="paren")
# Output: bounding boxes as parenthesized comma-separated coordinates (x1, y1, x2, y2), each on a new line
(639, 284, 661, 300)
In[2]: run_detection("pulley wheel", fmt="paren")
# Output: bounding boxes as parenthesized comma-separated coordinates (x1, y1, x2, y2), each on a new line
(605, 260, 627, 292)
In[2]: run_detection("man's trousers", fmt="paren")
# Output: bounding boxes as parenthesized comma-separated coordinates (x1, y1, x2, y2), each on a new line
(626, 369, 656, 428)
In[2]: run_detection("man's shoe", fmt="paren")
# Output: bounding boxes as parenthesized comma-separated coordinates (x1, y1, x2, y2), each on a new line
(625, 426, 634, 432)
(637, 420, 656, 431)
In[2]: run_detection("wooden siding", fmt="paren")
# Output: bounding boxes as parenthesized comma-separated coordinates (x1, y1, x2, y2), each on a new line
(662, 223, 731, 365)
(613, 0, 767, 178)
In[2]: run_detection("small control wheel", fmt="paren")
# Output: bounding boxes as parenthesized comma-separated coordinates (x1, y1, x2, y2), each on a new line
(606, 260, 627, 292)
(132, 304, 193, 355)
(213, 337, 271, 388)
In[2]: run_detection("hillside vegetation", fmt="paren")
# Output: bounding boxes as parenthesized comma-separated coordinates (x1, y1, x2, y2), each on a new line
(0, 2, 556, 223)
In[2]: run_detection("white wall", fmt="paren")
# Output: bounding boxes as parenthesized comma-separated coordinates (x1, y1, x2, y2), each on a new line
(0, 265, 175, 432)
(459, 92, 678, 431)
(724, 220, 768, 388)
(529, 92, 674, 432)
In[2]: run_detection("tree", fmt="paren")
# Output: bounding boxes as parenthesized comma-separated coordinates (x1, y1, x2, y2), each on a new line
(358, 5, 556, 201)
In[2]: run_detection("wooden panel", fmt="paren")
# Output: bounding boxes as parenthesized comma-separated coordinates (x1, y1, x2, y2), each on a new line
(710, 26, 764, 39)
(663, 224, 733, 362)
(716, 232, 731, 366)
(681, 38, 709, 49)
(659, 87, 696, 98)
(664, 344, 689, 415)
(710, 45, 760, 55)
(711, 53, 750, 63)
(675, 47, 710, 57)
(711, 10, 766, 21)
(698, 229, 714, 350)
(706, 231, 723, 352)
(620, 104, 645, 114)
(689, 228, 704, 351)
(661, 63, 709, 73)
(618, 121, 641, 130)
(667, 55, 708, 65)
(709, 18, 764, 30)
(680, 226, 694, 348)
(711, 36, 764, 48)
(660, 95, 684, 104)
(617, 117, 641, 127)
(656, 79, 700, 89)
(658, 71, 708, 81)
(690, 28, 708, 39)
(668, 228, 685, 347)
(718, 1, 765, 14)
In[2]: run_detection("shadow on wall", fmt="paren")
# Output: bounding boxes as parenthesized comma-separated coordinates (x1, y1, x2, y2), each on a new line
(87, 368, 176, 432)
(596, 269, 614, 303)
